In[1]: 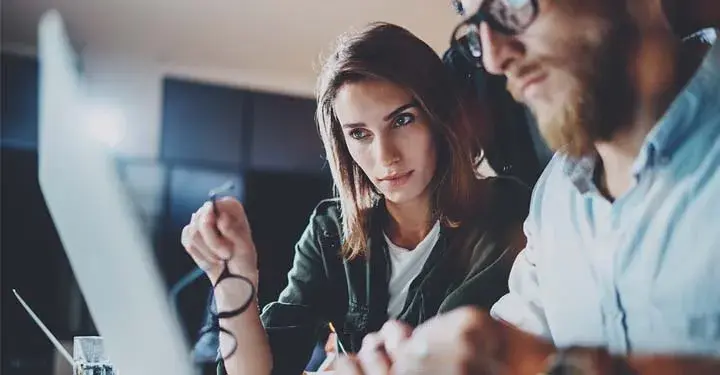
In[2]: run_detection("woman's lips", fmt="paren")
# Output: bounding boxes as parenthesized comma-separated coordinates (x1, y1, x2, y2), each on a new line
(379, 170, 414, 188)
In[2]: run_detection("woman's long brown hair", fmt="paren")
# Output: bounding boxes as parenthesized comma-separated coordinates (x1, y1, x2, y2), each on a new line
(316, 22, 482, 259)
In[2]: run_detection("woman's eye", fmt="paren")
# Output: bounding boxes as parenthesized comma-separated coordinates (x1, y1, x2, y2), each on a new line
(393, 113, 415, 128)
(349, 129, 370, 140)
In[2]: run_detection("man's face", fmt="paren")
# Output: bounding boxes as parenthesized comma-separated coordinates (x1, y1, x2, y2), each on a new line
(460, 0, 639, 156)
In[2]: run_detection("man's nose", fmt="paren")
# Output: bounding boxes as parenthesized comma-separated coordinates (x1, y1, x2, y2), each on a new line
(479, 22, 523, 76)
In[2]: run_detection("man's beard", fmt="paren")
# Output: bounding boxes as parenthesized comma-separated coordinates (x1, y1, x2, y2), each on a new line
(530, 21, 638, 158)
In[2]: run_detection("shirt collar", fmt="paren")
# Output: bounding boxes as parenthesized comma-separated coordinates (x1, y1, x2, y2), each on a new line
(632, 39, 720, 174)
(562, 153, 598, 195)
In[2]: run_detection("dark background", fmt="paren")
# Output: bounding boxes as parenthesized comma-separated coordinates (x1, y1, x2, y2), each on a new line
(1, 51, 333, 374)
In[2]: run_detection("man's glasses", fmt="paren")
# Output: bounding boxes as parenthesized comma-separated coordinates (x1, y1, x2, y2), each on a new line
(450, 0, 539, 66)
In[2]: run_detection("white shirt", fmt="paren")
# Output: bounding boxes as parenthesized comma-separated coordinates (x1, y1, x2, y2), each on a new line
(490, 41, 720, 356)
(384, 221, 441, 318)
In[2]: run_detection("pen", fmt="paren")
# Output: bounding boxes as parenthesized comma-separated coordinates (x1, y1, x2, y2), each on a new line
(209, 181, 235, 217)
(328, 322, 348, 355)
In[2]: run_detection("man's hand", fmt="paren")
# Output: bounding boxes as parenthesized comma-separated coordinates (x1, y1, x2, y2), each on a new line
(337, 307, 554, 375)
(336, 320, 411, 375)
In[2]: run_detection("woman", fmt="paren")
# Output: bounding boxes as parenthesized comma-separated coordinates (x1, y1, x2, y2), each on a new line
(181, 22, 529, 375)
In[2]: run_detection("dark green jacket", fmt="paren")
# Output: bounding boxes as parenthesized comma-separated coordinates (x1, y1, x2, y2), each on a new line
(219, 176, 529, 375)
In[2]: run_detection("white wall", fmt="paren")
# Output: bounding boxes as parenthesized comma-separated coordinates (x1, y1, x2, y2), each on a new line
(80, 51, 164, 159)
(79, 50, 316, 160)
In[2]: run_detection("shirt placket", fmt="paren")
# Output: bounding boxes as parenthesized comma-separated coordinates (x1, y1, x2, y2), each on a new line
(593, 195, 630, 354)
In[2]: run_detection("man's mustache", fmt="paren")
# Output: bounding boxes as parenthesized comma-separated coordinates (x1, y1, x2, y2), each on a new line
(505, 62, 544, 101)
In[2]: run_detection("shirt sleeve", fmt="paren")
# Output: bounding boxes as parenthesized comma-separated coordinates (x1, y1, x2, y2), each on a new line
(260, 221, 332, 375)
(490, 218, 552, 340)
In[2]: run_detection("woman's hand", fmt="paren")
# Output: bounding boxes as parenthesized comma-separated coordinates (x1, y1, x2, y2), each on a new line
(181, 197, 258, 286)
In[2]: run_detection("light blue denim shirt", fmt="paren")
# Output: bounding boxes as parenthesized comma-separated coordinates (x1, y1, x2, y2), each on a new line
(491, 41, 720, 356)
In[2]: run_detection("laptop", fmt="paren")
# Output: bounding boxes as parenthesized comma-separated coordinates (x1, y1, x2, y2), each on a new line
(37, 10, 196, 375)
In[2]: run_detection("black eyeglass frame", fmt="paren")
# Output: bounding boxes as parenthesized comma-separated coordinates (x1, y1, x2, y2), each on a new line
(194, 183, 257, 362)
(449, 0, 540, 65)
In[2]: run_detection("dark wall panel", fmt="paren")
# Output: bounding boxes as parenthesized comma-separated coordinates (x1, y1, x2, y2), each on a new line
(1, 53, 39, 148)
(251, 92, 325, 173)
(0, 149, 79, 375)
(243, 170, 334, 305)
(161, 78, 246, 165)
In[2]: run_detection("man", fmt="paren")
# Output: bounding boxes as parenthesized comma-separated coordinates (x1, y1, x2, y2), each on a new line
(337, 0, 720, 374)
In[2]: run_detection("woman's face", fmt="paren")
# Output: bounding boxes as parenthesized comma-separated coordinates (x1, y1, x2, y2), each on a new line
(334, 79, 437, 206)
